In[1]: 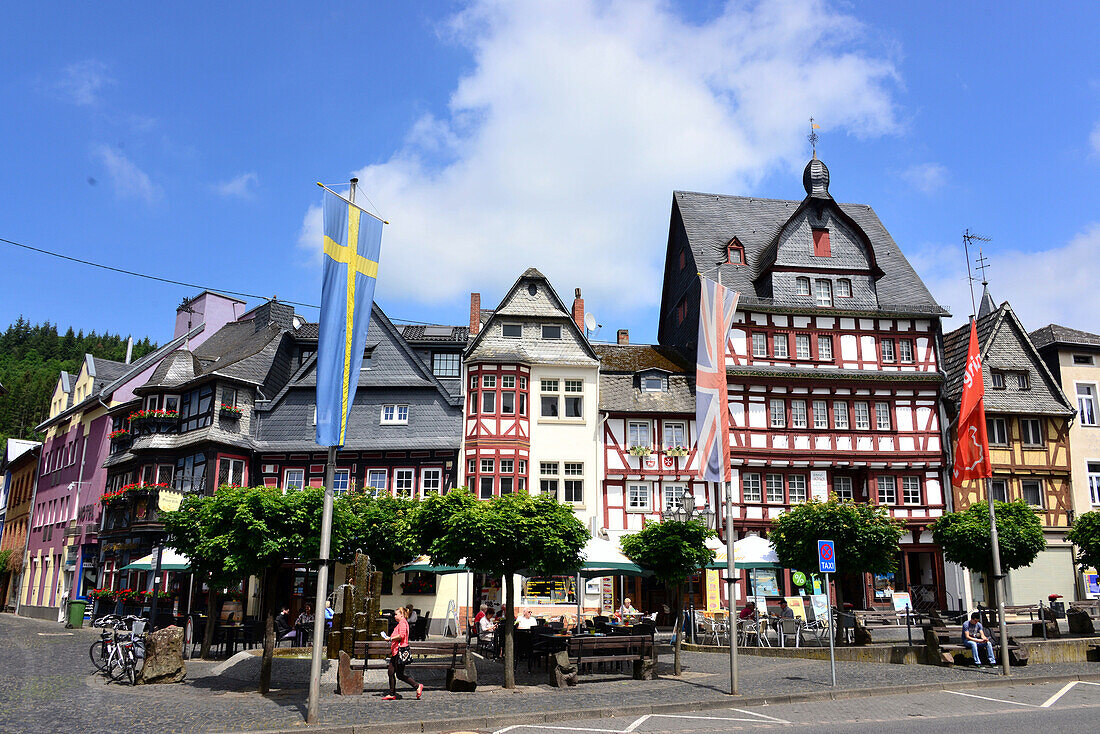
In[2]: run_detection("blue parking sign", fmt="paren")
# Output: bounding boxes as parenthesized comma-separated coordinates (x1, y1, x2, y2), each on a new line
(818, 540, 836, 574)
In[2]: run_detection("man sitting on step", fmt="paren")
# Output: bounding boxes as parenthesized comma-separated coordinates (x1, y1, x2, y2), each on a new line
(962, 612, 997, 667)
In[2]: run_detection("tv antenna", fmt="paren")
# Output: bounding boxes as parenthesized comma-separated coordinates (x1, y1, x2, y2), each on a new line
(962, 229, 992, 317)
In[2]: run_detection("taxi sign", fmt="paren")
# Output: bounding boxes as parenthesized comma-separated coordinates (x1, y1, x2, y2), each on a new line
(818, 540, 836, 574)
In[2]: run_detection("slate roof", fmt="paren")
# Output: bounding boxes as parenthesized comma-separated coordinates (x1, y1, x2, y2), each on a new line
(673, 188, 947, 316)
(597, 344, 694, 413)
(942, 303, 1074, 415)
(401, 325, 470, 344)
(1030, 324, 1100, 351)
(594, 344, 689, 373)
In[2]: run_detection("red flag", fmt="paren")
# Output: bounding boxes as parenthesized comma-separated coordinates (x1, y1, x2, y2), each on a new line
(952, 319, 992, 485)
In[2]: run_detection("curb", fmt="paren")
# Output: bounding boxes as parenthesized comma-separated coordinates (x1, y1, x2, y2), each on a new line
(216, 670, 1100, 734)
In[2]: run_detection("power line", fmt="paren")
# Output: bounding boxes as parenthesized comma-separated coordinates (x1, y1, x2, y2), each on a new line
(0, 235, 439, 325)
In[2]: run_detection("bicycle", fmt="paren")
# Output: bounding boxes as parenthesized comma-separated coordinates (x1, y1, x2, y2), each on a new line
(91, 614, 147, 685)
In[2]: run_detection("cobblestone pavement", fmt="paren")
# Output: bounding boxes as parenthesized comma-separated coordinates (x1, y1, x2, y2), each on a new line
(2, 613, 1098, 734)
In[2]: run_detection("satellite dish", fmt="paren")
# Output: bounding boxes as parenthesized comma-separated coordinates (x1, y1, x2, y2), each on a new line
(584, 312, 597, 332)
(292, 315, 303, 330)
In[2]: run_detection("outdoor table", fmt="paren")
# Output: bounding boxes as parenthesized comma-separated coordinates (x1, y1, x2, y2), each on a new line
(219, 623, 244, 657)
(295, 622, 314, 646)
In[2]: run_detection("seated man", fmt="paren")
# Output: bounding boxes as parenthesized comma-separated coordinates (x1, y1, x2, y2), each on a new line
(516, 608, 538, 630)
(962, 612, 997, 667)
(776, 599, 795, 620)
(738, 600, 757, 620)
(274, 606, 296, 643)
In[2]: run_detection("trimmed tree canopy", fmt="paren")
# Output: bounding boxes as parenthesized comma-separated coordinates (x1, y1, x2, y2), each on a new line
(619, 519, 716, 587)
(770, 498, 904, 577)
(1066, 510, 1100, 573)
(931, 499, 1046, 573)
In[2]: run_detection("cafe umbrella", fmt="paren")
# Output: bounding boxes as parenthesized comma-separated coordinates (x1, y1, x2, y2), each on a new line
(707, 534, 781, 646)
(570, 535, 647, 632)
(395, 556, 470, 636)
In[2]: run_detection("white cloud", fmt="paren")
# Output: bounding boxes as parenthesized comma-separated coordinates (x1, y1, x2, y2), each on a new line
(912, 224, 1100, 333)
(900, 162, 947, 193)
(92, 145, 160, 204)
(299, 0, 900, 319)
(55, 60, 114, 106)
(1090, 119, 1100, 156)
(213, 172, 260, 199)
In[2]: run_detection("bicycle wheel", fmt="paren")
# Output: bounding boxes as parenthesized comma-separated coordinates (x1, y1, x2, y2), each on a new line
(90, 639, 109, 672)
(125, 652, 138, 686)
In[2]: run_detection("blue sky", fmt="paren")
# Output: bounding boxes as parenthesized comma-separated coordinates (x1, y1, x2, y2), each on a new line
(2, 1, 1098, 346)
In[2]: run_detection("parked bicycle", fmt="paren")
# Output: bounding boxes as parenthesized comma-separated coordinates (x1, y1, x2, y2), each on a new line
(90, 614, 147, 685)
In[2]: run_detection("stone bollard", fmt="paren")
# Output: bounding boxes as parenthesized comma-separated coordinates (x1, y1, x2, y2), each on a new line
(1067, 607, 1095, 635)
(139, 626, 186, 684)
(549, 650, 578, 688)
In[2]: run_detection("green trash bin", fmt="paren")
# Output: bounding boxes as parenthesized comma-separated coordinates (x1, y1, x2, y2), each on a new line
(68, 599, 87, 628)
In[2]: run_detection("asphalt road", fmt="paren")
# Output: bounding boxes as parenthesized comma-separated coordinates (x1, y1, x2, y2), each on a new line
(490, 681, 1100, 733)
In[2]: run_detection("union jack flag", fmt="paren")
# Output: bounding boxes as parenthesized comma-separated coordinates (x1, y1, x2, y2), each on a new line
(695, 276, 739, 482)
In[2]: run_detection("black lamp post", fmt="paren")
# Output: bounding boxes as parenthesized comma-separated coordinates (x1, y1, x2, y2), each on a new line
(668, 489, 714, 643)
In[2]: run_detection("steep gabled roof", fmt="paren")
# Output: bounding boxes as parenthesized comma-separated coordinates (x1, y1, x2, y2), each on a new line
(1030, 323, 1100, 351)
(596, 344, 694, 414)
(594, 344, 689, 374)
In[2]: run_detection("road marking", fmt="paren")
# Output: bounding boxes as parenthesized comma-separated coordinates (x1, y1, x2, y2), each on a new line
(493, 707, 790, 734)
(622, 715, 650, 732)
(1040, 681, 1078, 708)
(729, 707, 791, 723)
(945, 690, 1036, 707)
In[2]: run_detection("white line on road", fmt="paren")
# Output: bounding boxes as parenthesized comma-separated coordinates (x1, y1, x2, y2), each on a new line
(493, 706, 791, 734)
(945, 691, 1037, 707)
(1040, 681, 1079, 708)
(729, 707, 791, 723)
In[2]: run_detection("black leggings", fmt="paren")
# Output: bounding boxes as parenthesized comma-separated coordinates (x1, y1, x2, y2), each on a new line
(387, 656, 419, 695)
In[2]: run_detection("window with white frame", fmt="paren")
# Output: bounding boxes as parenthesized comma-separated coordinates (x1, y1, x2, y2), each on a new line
(902, 476, 921, 505)
(833, 476, 853, 500)
(432, 352, 461, 377)
(500, 458, 514, 474)
(991, 371, 1005, 389)
(836, 278, 852, 298)
(765, 474, 784, 503)
(540, 380, 560, 418)
(791, 400, 808, 428)
(990, 479, 1008, 502)
(876, 476, 897, 504)
(813, 400, 829, 429)
(642, 375, 664, 392)
(795, 334, 811, 360)
(156, 464, 174, 485)
(218, 458, 245, 487)
(542, 324, 562, 340)
(881, 339, 896, 363)
(1077, 384, 1098, 426)
(899, 339, 914, 363)
(518, 459, 526, 475)
(482, 390, 496, 414)
(788, 475, 807, 503)
(540, 462, 558, 496)
(742, 473, 762, 502)
(394, 469, 414, 495)
(628, 421, 651, 449)
(381, 404, 409, 425)
(564, 380, 583, 418)
(627, 483, 651, 511)
(752, 333, 767, 357)
(664, 484, 686, 512)
(1020, 418, 1043, 446)
(284, 469, 305, 491)
(769, 398, 786, 428)
(818, 335, 833, 361)
(502, 375, 515, 389)
(815, 279, 833, 307)
(854, 401, 870, 429)
(500, 476, 514, 494)
(333, 469, 350, 495)
(772, 334, 789, 358)
(483, 375, 496, 388)
(833, 401, 849, 429)
(987, 417, 1008, 445)
(1021, 479, 1043, 507)
(501, 390, 515, 414)
(480, 458, 495, 474)
(1088, 462, 1100, 505)
(663, 421, 687, 449)
(467, 458, 476, 477)
(1017, 372, 1031, 390)
(1074, 354, 1095, 365)
(563, 463, 583, 503)
(875, 402, 891, 430)
(796, 277, 811, 296)
(421, 468, 442, 496)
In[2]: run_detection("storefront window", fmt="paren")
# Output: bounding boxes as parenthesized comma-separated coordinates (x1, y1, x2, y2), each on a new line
(521, 575, 577, 605)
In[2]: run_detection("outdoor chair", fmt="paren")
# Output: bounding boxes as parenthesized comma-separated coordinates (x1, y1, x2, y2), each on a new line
(775, 618, 803, 647)
(739, 618, 770, 647)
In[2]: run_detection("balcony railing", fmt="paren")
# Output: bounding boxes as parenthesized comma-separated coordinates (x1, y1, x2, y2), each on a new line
(99, 479, 204, 534)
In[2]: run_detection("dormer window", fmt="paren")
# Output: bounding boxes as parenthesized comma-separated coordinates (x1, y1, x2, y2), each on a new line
(836, 279, 852, 298)
(542, 324, 562, 340)
(502, 323, 522, 338)
(641, 375, 665, 392)
(726, 238, 744, 265)
(815, 279, 833, 307)
(796, 277, 811, 296)
(812, 228, 831, 257)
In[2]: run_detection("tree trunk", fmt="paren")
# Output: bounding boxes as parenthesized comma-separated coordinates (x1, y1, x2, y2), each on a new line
(673, 583, 682, 676)
(200, 584, 216, 659)
(502, 572, 515, 689)
(259, 568, 277, 695)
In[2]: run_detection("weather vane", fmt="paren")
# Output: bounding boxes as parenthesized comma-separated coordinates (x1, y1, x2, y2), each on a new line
(974, 248, 991, 285)
(962, 229, 992, 316)
(808, 117, 821, 157)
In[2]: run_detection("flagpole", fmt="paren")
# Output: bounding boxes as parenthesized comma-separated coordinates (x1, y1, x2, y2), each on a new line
(986, 478, 1010, 676)
(307, 177, 359, 723)
(725, 479, 738, 695)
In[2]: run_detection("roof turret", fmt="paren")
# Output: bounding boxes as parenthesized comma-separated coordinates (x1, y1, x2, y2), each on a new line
(802, 155, 831, 199)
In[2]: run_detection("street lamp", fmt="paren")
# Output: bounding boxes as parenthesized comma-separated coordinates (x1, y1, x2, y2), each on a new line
(668, 489, 714, 642)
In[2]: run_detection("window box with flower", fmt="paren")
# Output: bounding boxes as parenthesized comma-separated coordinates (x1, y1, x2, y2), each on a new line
(219, 404, 242, 419)
(400, 572, 437, 595)
(108, 429, 131, 442)
(128, 409, 180, 428)
(664, 445, 690, 457)
(627, 445, 653, 457)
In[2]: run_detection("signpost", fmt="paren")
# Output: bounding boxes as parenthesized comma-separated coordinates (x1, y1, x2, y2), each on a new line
(818, 540, 837, 687)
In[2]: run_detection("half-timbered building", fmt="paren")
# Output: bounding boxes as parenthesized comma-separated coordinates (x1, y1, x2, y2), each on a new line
(657, 156, 951, 610)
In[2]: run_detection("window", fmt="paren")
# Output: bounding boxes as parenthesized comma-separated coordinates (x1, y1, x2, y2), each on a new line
(381, 404, 409, 425)
(833, 401, 849, 429)
(480, 476, 494, 499)
(752, 333, 768, 357)
(727, 239, 744, 265)
(393, 469, 414, 495)
(881, 339, 896, 363)
(813, 400, 829, 429)
(284, 469, 305, 491)
(499, 477, 514, 495)
(483, 375, 496, 388)
(836, 279, 852, 298)
(1021, 479, 1043, 507)
(743, 473, 762, 502)
(501, 391, 515, 414)
(518, 459, 526, 475)
(875, 402, 891, 430)
(333, 469, 350, 495)
(627, 484, 651, 511)
(898, 339, 914, 363)
(663, 421, 687, 449)
(480, 458, 495, 474)
(175, 452, 206, 493)
(520, 392, 527, 416)
(502, 323, 522, 338)
(499, 459, 514, 475)
(502, 375, 515, 388)
(563, 463, 583, 503)
(564, 380, 583, 417)
(481, 390, 496, 414)
(164, 395, 179, 413)
(147, 395, 161, 411)
(1021, 418, 1043, 447)
(789, 475, 807, 503)
(1018, 372, 1031, 390)
(812, 228, 831, 257)
(540, 379, 559, 418)
(854, 402, 870, 430)
(990, 479, 1008, 503)
(876, 476, 897, 504)
(815, 279, 833, 307)
(217, 458, 245, 487)
(818, 335, 833, 361)
(179, 384, 214, 432)
(991, 371, 1005, 389)
(796, 277, 811, 296)
(1077, 385, 1098, 426)
(542, 324, 562, 340)
(222, 387, 237, 408)
(467, 458, 476, 477)
(987, 417, 1008, 445)
(766, 474, 785, 503)
(664, 485, 685, 512)
(628, 421, 651, 449)
(470, 376, 478, 390)
(540, 462, 558, 497)
(1074, 354, 1094, 365)
(769, 399, 786, 428)
(902, 477, 921, 505)
(795, 334, 811, 360)
(642, 376, 664, 392)
(833, 476, 853, 501)
(772, 334, 789, 358)
(791, 400, 808, 429)
(432, 353, 461, 377)
(1088, 462, 1100, 505)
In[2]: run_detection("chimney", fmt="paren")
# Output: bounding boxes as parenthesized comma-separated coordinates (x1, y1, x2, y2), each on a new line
(469, 293, 481, 336)
(572, 288, 585, 332)
(617, 329, 629, 345)
(125, 336, 134, 364)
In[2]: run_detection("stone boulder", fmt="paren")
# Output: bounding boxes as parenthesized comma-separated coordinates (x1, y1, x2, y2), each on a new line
(140, 626, 186, 684)
(1067, 607, 1095, 635)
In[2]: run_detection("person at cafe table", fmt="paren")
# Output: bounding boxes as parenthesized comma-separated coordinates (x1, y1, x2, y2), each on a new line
(738, 600, 757, 620)
(617, 597, 639, 620)
(775, 599, 795, 620)
(515, 608, 538, 630)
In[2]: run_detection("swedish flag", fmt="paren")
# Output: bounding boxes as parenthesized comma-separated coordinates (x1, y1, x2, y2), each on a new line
(316, 186, 383, 447)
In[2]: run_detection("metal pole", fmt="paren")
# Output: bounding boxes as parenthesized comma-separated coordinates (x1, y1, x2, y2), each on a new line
(307, 445, 337, 723)
(985, 480, 1010, 676)
(576, 572, 582, 634)
(906, 604, 912, 647)
(148, 545, 163, 627)
(725, 480, 738, 695)
(825, 571, 836, 687)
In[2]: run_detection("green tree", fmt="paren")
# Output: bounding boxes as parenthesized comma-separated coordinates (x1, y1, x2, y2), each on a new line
(931, 499, 1046, 608)
(407, 489, 587, 688)
(335, 491, 416, 570)
(770, 498, 904, 639)
(620, 520, 715, 675)
(1068, 510, 1100, 576)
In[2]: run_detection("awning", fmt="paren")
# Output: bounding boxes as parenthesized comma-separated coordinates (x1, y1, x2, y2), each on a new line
(395, 555, 469, 575)
(706, 534, 781, 570)
(121, 549, 191, 571)
(578, 536, 646, 578)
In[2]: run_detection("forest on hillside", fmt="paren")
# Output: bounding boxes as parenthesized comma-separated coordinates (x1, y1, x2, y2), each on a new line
(0, 318, 157, 447)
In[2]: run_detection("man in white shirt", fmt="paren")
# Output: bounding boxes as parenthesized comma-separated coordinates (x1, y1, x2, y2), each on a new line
(516, 608, 538, 630)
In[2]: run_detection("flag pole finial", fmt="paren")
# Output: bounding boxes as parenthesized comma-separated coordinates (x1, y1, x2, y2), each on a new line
(808, 117, 820, 159)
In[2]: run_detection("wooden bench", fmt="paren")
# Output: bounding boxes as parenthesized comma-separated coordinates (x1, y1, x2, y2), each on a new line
(337, 640, 477, 694)
(1069, 599, 1100, 619)
(549, 634, 656, 687)
(1002, 604, 1040, 621)
(923, 617, 1028, 667)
